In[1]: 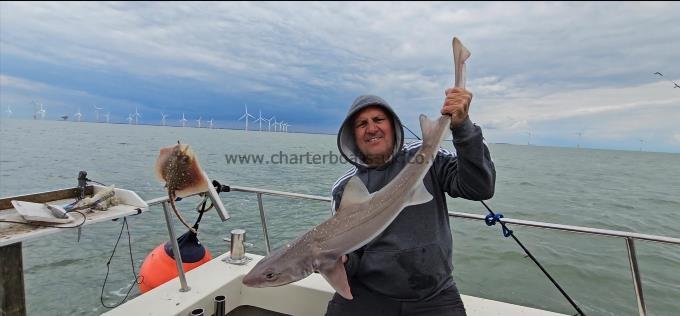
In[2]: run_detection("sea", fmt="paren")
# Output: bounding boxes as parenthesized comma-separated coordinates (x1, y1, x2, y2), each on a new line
(1, 118, 679, 316)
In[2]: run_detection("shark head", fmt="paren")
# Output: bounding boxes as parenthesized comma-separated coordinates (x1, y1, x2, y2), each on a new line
(242, 244, 313, 288)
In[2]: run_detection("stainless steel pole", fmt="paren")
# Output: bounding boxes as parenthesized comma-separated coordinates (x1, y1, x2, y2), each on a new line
(256, 193, 271, 254)
(161, 201, 190, 292)
(625, 237, 646, 316)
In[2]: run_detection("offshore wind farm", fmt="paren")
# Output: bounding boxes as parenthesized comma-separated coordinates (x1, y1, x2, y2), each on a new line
(2, 101, 297, 134)
(2, 69, 676, 151)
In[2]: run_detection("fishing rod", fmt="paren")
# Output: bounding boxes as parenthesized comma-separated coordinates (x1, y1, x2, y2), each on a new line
(405, 129, 585, 315)
(481, 201, 585, 316)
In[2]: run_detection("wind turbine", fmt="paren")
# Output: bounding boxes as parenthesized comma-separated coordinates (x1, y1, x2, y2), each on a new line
(5, 105, 11, 118)
(526, 131, 532, 146)
(638, 139, 645, 152)
(196, 117, 202, 128)
(127, 113, 133, 125)
(39, 104, 46, 119)
(93, 105, 104, 122)
(104, 112, 110, 123)
(180, 113, 187, 127)
(161, 112, 169, 126)
(576, 131, 583, 149)
(33, 102, 46, 120)
(253, 110, 265, 131)
(238, 104, 255, 131)
(267, 116, 275, 132)
(208, 118, 214, 129)
(133, 107, 141, 125)
(31, 101, 39, 119)
(74, 108, 82, 122)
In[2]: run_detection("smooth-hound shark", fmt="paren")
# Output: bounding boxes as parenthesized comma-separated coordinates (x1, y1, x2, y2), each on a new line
(242, 38, 471, 300)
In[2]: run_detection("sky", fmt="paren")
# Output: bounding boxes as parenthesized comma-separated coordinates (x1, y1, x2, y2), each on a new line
(1, 2, 679, 153)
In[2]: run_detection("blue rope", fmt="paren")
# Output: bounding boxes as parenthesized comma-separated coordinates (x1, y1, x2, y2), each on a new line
(484, 212, 513, 237)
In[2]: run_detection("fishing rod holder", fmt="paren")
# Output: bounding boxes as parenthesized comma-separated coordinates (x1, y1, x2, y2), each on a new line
(160, 200, 191, 292)
(223, 229, 252, 265)
(149, 177, 231, 293)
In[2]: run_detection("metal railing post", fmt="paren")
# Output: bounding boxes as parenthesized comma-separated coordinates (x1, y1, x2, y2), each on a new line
(256, 193, 272, 255)
(161, 201, 190, 292)
(625, 237, 646, 316)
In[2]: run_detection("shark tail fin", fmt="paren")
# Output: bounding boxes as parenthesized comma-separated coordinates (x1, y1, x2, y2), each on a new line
(419, 114, 449, 147)
(320, 258, 353, 300)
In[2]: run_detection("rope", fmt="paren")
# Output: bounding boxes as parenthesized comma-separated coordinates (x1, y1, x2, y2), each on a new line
(0, 210, 87, 228)
(100, 217, 142, 308)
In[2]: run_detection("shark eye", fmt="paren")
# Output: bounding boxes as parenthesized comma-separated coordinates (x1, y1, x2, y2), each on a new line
(265, 272, 277, 280)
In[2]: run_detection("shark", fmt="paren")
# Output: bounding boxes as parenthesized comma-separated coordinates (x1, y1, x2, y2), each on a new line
(155, 142, 210, 234)
(242, 37, 471, 300)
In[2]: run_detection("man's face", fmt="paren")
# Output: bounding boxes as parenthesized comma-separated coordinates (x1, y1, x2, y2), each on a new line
(353, 106, 394, 165)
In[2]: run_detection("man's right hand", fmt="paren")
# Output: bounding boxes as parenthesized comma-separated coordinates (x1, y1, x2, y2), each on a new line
(441, 87, 473, 129)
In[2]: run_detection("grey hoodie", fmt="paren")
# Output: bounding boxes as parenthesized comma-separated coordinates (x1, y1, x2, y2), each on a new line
(331, 95, 496, 301)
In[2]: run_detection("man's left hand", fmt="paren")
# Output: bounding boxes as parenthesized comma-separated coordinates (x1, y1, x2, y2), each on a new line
(441, 87, 473, 129)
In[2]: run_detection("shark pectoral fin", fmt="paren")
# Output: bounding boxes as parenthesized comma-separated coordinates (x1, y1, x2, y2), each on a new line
(341, 176, 370, 205)
(320, 259, 353, 300)
(405, 182, 433, 207)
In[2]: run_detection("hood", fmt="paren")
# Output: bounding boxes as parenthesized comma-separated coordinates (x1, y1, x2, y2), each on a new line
(337, 95, 404, 168)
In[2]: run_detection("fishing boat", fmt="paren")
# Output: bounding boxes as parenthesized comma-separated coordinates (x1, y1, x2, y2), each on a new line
(102, 185, 678, 316)
(2, 182, 678, 316)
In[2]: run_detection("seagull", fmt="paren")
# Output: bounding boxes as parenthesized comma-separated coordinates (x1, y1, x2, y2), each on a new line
(653, 71, 679, 88)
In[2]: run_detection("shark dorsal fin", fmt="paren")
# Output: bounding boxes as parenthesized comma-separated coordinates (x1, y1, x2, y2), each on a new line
(340, 176, 370, 206)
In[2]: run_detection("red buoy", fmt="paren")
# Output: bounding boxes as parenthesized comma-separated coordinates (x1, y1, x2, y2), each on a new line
(139, 230, 212, 293)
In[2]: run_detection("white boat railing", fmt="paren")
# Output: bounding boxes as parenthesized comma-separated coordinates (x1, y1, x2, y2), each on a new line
(150, 185, 680, 316)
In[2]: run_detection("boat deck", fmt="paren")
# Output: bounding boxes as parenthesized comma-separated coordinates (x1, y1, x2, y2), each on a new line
(104, 252, 567, 316)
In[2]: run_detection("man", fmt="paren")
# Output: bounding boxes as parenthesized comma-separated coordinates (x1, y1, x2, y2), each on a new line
(326, 88, 496, 316)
